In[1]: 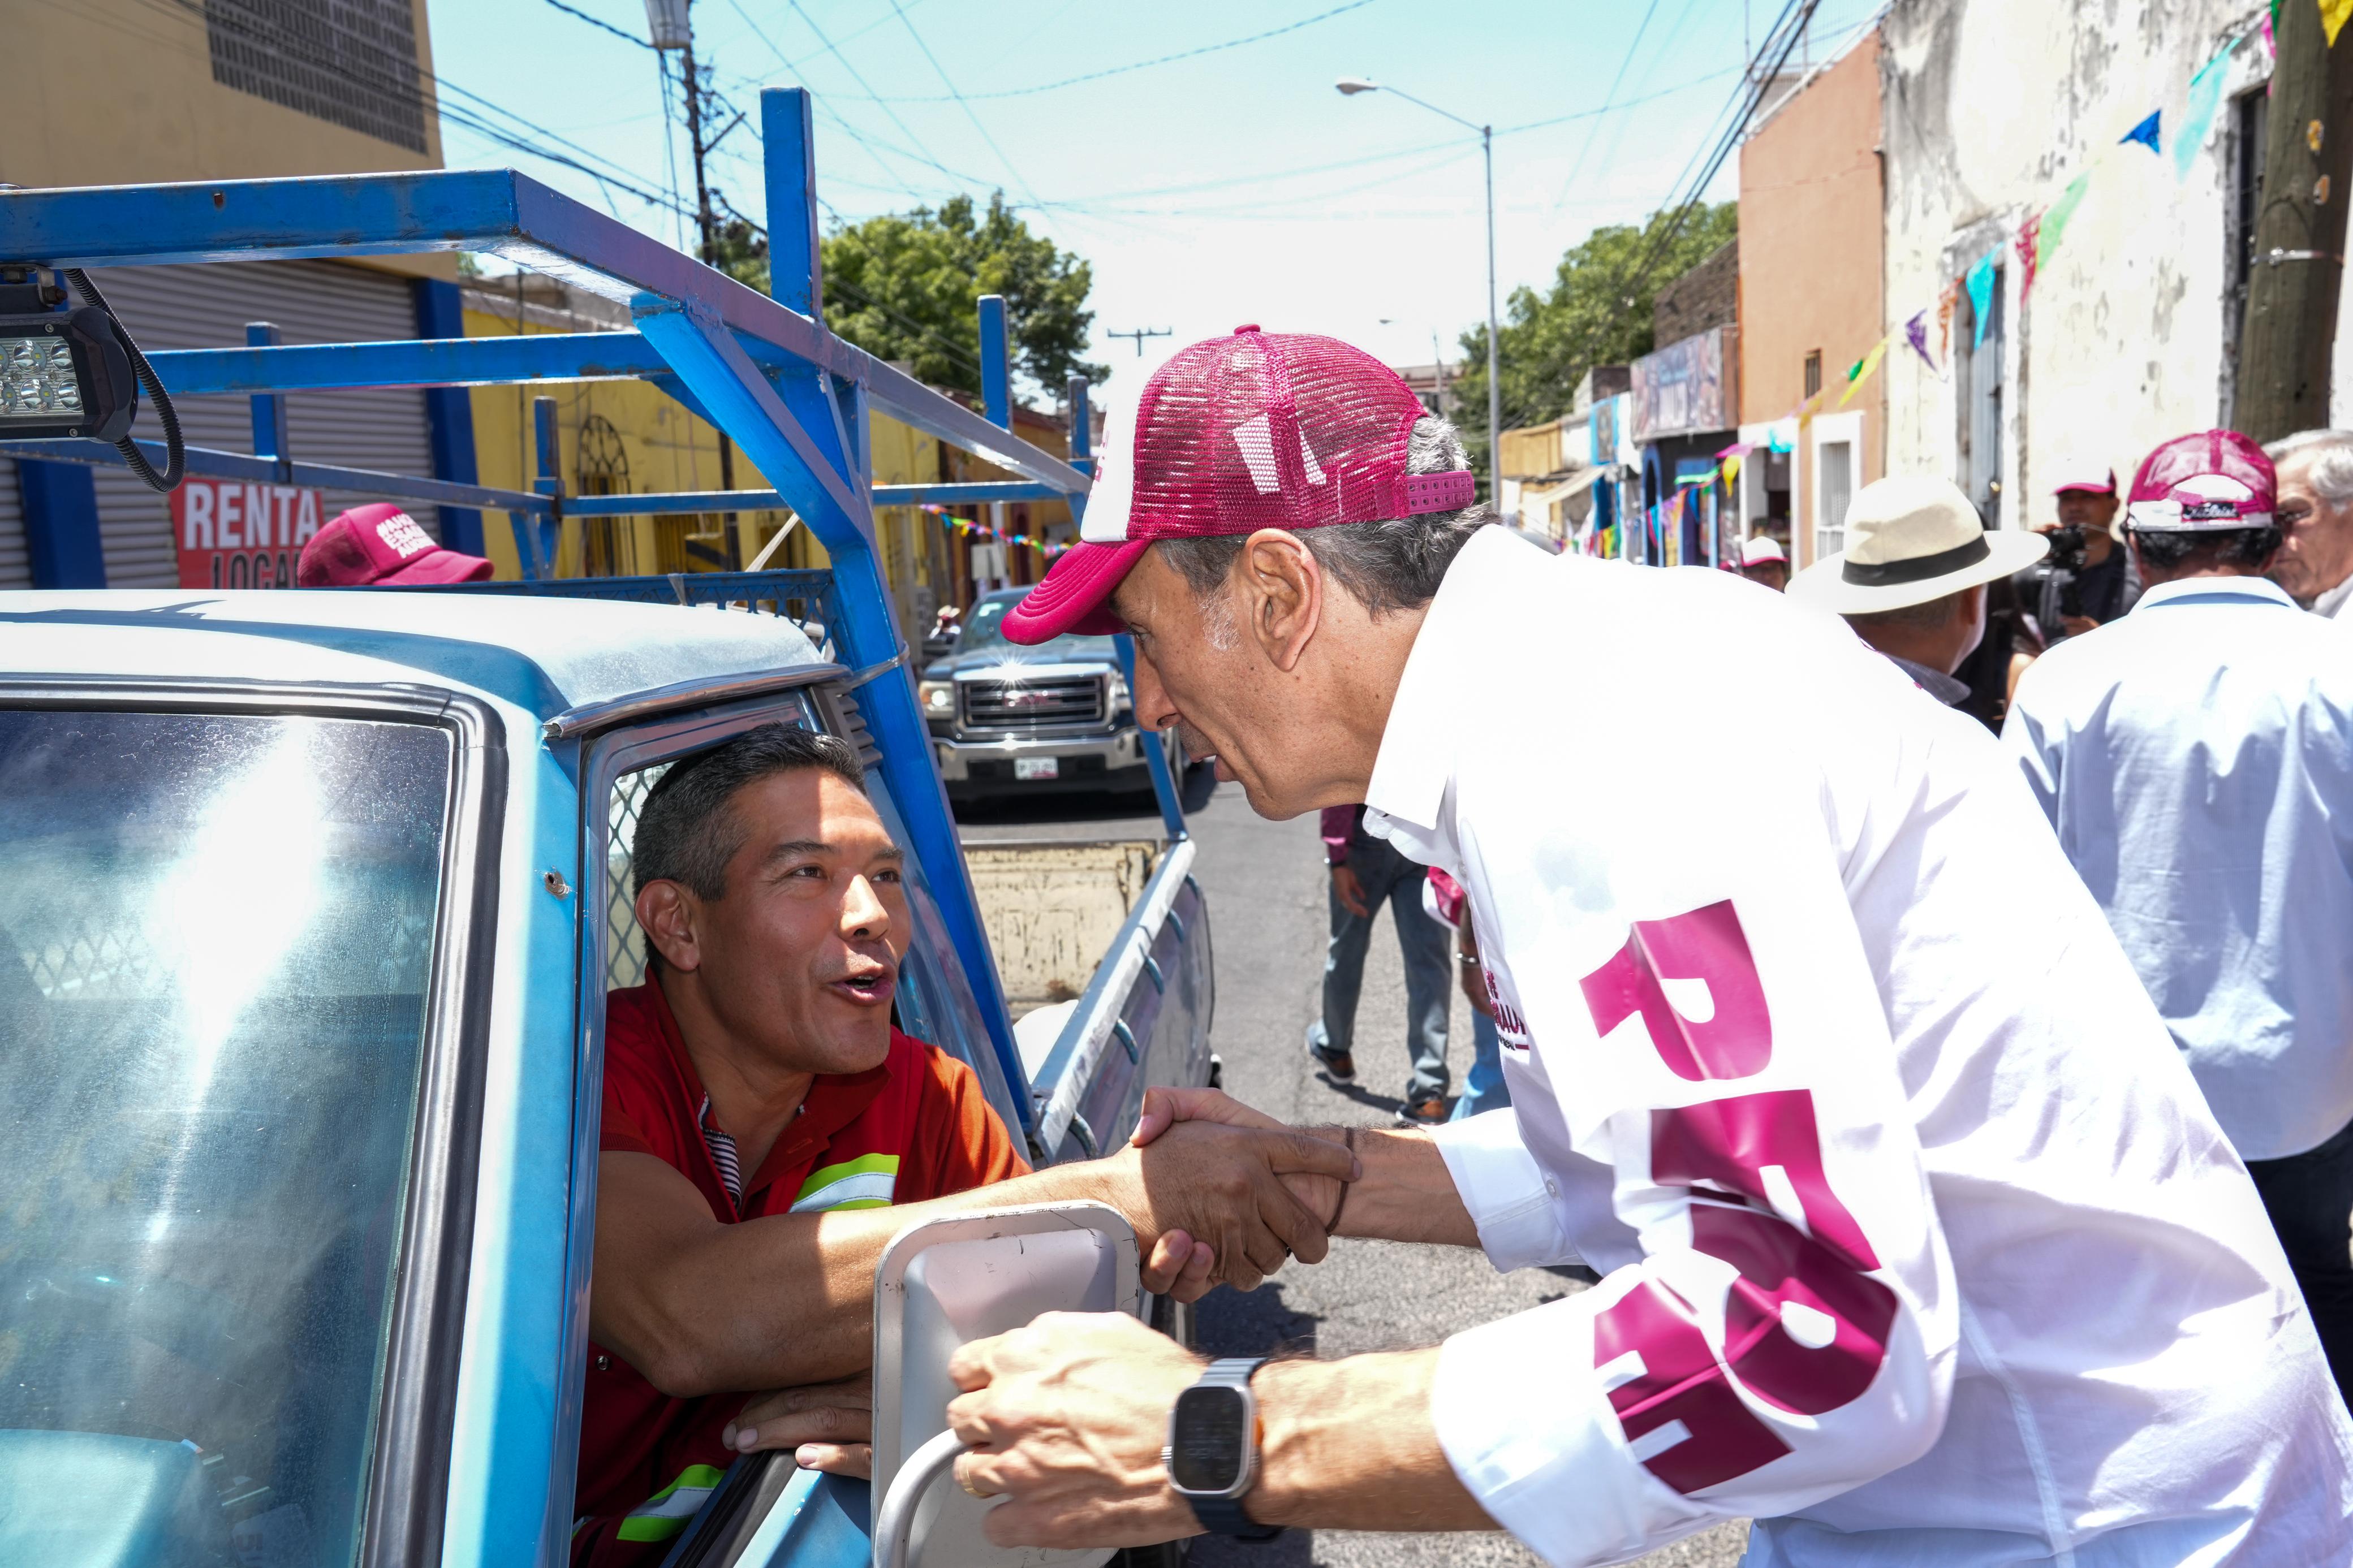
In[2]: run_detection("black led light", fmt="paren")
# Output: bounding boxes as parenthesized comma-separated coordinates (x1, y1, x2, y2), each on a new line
(0, 305, 136, 442)
(0, 267, 183, 491)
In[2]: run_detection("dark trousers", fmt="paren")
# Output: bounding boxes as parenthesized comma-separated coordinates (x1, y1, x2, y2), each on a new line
(2245, 1113, 2353, 1413)
(1311, 835, 1450, 1100)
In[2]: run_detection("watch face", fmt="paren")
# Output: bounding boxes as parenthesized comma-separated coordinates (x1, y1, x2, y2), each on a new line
(1168, 1385, 1249, 1494)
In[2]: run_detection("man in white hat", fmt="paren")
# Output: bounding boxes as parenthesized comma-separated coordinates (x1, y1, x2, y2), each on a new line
(930, 328, 2351, 1566)
(1789, 476, 2047, 707)
(1736, 533, 1791, 592)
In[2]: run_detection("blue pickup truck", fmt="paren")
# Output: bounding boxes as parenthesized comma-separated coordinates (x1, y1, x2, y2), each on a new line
(0, 90, 1211, 1568)
(0, 584, 1209, 1568)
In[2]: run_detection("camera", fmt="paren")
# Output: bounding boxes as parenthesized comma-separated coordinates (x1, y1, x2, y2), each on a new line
(2019, 524, 2090, 645)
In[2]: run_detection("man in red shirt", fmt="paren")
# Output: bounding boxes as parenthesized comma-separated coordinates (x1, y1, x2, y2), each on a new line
(574, 724, 1352, 1561)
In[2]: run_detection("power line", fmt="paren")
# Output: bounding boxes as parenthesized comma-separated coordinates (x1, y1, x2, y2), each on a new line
(884, 0, 1048, 212)
(538, 0, 650, 50)
(876, 0, 1383, 101)
(1549, 0, 1665, 213)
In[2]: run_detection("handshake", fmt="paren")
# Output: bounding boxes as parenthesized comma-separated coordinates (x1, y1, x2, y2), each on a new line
(1103, 1088, 1363, 1299)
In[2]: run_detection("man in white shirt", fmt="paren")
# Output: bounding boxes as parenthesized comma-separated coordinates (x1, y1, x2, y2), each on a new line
(945, 327, 2350, 1566)
(2006, 427, 2353, 1411)
(2265, 429, 2353, 620)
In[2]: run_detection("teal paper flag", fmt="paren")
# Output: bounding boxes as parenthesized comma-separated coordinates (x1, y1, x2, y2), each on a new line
(2175, 44, 2236, 181)
(1966, 251, 1998, 350)
(2121, 110, 2161, 154)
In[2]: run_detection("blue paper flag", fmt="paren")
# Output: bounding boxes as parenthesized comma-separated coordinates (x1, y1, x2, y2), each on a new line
(2175, 42, 2236, 181)
(1966, 250, 1998, 351)
(2121, 110, 2161, 154)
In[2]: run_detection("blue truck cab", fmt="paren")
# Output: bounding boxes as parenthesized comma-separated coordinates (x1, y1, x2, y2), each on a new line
(0, 88, 1210, 1568)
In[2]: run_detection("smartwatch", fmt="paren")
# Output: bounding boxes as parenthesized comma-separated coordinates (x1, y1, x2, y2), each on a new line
(1163, 1357, 1282, 1540)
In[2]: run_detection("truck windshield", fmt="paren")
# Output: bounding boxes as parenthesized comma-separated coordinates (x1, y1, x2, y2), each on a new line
(960, 595, 1117, 661)
(0, 709, 453, 1568)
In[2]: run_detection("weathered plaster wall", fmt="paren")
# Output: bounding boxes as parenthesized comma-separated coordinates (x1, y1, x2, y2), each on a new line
(1878, 0, 2278, 526)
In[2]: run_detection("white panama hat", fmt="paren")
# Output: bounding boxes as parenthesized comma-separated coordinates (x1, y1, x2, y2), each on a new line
(1790, 475, 2049, 615)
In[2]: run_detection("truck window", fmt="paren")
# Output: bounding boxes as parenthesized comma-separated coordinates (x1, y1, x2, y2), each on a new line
(0, 709, 453, 1567)
(606, 762, 670, 990)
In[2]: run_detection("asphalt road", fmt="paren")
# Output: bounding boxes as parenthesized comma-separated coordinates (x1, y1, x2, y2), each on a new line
(958, 779, 1751, 1568)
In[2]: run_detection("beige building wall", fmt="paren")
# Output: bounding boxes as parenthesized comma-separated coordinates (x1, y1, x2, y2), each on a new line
(2, 0, 453, 282)
(1738, 31, 1885, 568)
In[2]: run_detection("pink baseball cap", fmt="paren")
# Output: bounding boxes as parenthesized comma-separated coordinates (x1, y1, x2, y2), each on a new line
(1000, 325, 1476, 644)
(2124, 430, 2277, 532)
(298, 503, 495, 586)
(2049, 459, 2117, 495)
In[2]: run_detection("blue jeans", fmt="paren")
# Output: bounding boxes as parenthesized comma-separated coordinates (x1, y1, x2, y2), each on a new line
(1449, 1011, 1511, 1120)
(2245, 1113, 2353, 1415)
(1311, 836, 1451, 1100)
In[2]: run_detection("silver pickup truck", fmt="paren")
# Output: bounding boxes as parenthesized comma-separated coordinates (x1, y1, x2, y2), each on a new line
(919, 589, 1184, 804)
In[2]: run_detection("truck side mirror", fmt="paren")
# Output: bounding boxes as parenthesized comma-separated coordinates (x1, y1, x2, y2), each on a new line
(870, 1202, 1142, 1568)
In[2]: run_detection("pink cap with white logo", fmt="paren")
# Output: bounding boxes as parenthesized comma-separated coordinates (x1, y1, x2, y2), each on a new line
(1001, 326, 1476, 644)
(2124, 430, 2278, 532)
(297, 503, 495, 586)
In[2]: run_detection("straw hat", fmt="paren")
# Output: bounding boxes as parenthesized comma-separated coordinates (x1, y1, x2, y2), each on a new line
(1790, 476, 2048, 614)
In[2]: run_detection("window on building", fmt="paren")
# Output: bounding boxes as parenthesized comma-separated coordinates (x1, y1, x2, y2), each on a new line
(1803, 351, 1822, 400)
(2225, 89, 2271, 396)
(205, 0, 429, 153)
(1955, 269, 2005, 519)
(1817, 439, 1854, 561)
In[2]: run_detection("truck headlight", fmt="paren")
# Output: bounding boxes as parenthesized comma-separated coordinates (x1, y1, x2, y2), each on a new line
(0, 308, 136, 442)
(919, 681, 955, 714)
(1106, 671, 1131, 708)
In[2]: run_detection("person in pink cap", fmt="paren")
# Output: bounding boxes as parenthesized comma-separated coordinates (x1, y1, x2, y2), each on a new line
(940, 330, 2350, 1563)
(2028, 456, 2137, 637)
(2007, 429, 2353, 1416)
(296, 502, 494, 586)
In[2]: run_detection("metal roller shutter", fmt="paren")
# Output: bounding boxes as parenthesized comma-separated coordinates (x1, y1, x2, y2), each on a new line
(81, 261, 439, 587)
(0, 461, 26, 590)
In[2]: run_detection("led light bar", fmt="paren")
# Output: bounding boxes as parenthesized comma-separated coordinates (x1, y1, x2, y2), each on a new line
(0, 307, 136, 442)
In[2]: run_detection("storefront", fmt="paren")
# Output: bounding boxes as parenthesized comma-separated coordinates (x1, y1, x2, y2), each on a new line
(1630, 327, 1739, 568)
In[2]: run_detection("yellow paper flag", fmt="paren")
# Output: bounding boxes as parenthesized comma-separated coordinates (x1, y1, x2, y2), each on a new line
(1839, 334, 1893, 408)
(1723, 453, 1744, 493)
(2326, 0, 2353, 49)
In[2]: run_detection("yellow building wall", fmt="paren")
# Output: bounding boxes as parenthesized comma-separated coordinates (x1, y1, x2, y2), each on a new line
(5, 0, 454, 283)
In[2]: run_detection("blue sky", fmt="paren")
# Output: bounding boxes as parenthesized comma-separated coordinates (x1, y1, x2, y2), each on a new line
(426, 0, 1885, 405)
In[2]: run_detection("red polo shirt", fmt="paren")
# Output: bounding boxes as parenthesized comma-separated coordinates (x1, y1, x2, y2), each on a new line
(574, 980, 1027, 1561)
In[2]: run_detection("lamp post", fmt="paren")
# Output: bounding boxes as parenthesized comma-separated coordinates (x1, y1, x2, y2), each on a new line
(1337, 77, 1500, 508)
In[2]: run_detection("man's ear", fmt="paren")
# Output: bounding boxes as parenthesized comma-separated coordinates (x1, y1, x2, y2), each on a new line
(636, 880, 704, 973)
(1236, 529, 1321, 672)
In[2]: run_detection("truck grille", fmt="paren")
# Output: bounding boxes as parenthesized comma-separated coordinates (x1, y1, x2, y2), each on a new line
(960, 673, 1105, 732)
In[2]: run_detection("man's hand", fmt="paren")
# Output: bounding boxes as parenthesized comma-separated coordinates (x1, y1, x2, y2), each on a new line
(1101, 1117, 1359, 1294)
(1131, 1088, 1348, 1243)
(2061, 614, 2100, 638)
(1331, 862, 1372, 918)
(947, 1311, 1204, 1549)
(723, 1372, 872, 1478)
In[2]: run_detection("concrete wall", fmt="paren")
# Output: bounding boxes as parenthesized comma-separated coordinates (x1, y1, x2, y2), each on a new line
(1877, 0, 2285, 529)
(1739, 29, 1885, 567)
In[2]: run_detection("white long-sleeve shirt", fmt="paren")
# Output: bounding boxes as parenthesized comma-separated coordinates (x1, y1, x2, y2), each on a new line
(2003, 574, 2353, 1160)
(1367, 529, 2350, 1567)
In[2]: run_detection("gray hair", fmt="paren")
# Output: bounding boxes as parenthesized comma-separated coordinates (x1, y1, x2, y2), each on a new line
(1156, 416, 1496, 645)
(2264, 429, 2353, 505)
(634, 723, 867, 902)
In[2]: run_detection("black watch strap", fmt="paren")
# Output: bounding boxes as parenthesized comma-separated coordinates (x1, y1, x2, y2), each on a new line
(1188, 1494, 1281, 1541)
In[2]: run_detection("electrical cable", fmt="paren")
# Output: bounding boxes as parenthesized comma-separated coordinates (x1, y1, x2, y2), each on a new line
(61, 268, 183, 493)
(876, 0, 1383, 102)
(884, 0, 1048, 213)
(538, 0, 651, 50)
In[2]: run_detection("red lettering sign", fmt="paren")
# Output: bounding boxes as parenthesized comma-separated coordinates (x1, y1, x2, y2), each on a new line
(172, 477, 325, 590)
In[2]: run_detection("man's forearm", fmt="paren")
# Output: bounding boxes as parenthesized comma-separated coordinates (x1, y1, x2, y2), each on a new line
(1249, 1349, 1493, 1532)
(1308, 1128, 1482, 1249)
(600, 1159, 1146, 1396)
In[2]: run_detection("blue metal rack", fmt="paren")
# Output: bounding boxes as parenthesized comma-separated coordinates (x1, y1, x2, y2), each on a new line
(0, 84, 1152, 1120)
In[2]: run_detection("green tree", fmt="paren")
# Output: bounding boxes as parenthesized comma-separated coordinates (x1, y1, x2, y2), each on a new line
(820, 193, 1106, 400)
(1451, 202, 1738, 486)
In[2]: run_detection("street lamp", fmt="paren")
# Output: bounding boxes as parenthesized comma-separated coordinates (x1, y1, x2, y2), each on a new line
(1335, 76, 1501, 510)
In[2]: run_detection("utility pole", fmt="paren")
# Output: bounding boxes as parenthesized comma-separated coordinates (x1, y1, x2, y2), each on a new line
(1107, 327, 1172, 357)
(657, 1, 744, 561)
(2236, 2, 2353, 442)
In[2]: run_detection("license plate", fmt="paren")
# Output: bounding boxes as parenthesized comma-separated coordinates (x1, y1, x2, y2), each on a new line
(1014, 756, 1059, 781)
